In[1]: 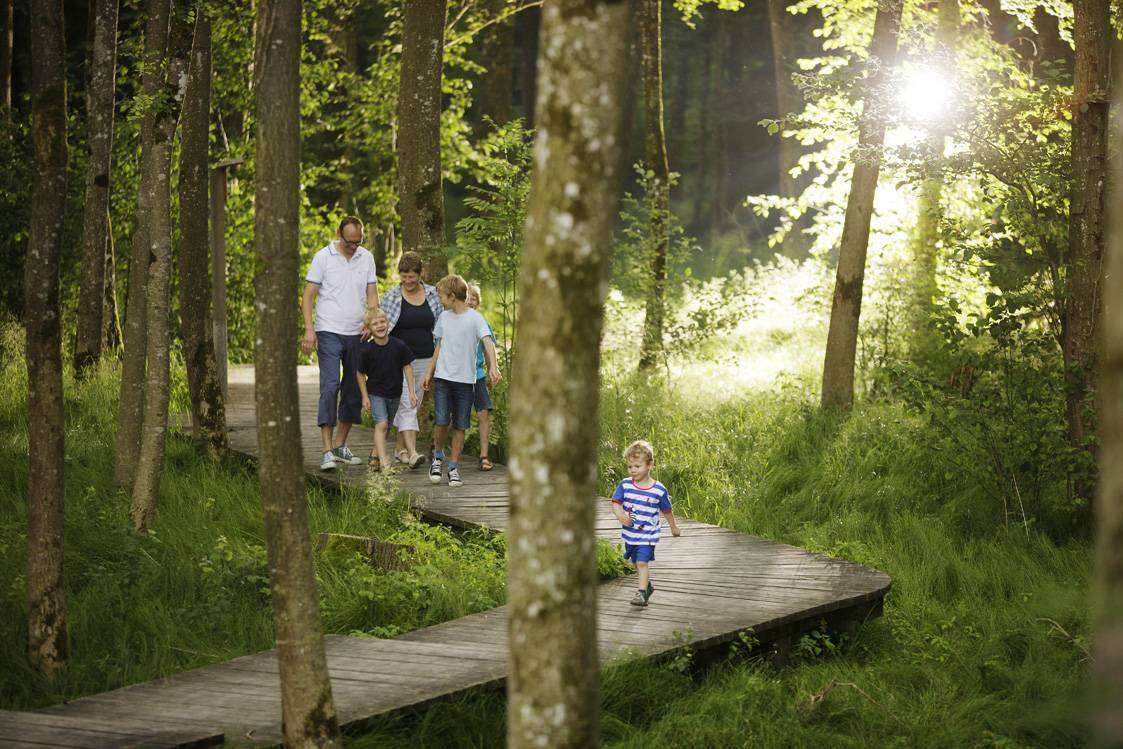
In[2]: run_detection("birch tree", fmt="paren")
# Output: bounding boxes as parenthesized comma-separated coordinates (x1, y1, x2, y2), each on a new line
(506, 1, 629, 746)
(73, 0, 119, 377)
(398, 0, 448, 283)
(26, 0, 67, 676)
(820, 0, 903, 409)
(176, 11, 227, 457)
(255, 0, 341, 744)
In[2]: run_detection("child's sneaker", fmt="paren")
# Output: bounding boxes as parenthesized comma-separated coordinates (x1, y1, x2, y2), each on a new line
(646, 582, 654, 601)
(630, 588, 649, 607)
(320, 451, 336, 471)
(429, 458, 443, 483)
(332, 446, 361, 465)
(448, 466, 463, 487)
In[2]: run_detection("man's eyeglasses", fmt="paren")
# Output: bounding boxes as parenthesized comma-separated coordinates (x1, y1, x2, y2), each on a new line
(340, 238, 362, 247)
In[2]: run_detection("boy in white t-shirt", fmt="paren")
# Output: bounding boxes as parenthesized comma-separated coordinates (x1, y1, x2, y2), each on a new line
(421, 275, 501, 487)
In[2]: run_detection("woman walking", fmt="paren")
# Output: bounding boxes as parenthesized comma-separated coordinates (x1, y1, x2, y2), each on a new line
(381, 251, 443, 467)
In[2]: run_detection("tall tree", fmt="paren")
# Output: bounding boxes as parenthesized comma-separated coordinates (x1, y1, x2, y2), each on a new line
(1093, 52, 1123, 744)
(1062, 0, 1110, 507)
(768, 0, 812, 259)
(176, 11, 227, 457)
(255, 0, 341, 745)
(637, 0, 670, 371)
(26, 0, 67, 676)
(907, 0, 959, 348)
(398, 0, 448, 283)
(2, 0, 12, 117)
(114, 0, 170, 489)
(506, 1, 628, 746)
(476, 0, 514, 131)
(130, 5, 192, 532)
(73, 0, 119, 377)
(820, 0, 903, 409)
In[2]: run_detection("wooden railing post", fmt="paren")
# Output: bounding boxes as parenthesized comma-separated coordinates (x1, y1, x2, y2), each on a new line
(210, 157, 242, 400)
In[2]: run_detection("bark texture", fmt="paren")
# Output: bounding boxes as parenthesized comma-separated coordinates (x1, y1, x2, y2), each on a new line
(115, 0, 169, 489)
(1063, 0, 1110, 506)
(74, 0, 119, 377)
(476, 0, 514, 131)
(130, 6, 192, 532)
(255, 0, 341, 745)
(768, 0, 812, 259)
(176, 12, 227, 457)
(506, 2, 628, 747)
(2, 0, 11, 116)
(637, 0, 670, 372)
(398, 0, 448, 283)
(26, 0, 68, 676)
(820, 0, 903, 409)
(1093, 49, 1123, 745)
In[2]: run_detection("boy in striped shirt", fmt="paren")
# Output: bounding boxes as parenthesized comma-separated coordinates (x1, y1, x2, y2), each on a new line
(611, 440, 682, 607)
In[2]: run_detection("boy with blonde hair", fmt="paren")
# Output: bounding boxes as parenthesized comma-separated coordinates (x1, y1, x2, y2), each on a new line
(611, 440, 681, 606)
(465, 283, 496, 471)
(422, 275, 501, 487)
(356, 308, 417, 472)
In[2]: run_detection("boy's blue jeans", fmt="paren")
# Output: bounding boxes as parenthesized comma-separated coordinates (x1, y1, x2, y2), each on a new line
(316, 331, 362, 428)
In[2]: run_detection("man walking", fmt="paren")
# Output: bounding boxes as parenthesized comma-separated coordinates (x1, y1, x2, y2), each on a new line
(301, 216, 379, 470)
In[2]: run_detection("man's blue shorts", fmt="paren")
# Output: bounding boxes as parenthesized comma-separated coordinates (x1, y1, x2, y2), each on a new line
(434, 378, 474, 431)
(623, 544, 655, 564)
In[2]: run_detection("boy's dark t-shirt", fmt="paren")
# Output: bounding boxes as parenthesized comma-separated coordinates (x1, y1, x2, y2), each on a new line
(357, 337, 416, 399)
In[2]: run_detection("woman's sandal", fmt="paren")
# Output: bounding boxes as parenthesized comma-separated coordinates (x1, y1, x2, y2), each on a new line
(368, 455, 381, 471)
(479, 456, 494, 471)
(394, 449, 409, 465)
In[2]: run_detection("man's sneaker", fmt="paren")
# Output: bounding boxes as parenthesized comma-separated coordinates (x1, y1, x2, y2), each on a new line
(320, 451, 336, 471)
(429, 458, 443, 484)
(630, 588, 649, 607)
(332, 446, 361, 465)
(448, 466, 463, 487)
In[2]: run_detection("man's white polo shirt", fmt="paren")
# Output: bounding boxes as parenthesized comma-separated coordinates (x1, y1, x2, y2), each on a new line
(305, 241, 377, 336)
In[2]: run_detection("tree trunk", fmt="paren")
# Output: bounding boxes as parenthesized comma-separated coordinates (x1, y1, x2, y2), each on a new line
(476, 0, 514, 132)
(398, 0, 448, 284)
(176, 12, 227, 457)
(130, 6, 193, 532)
(637, 0, 670, 371)
(103, 210, 122, 355)
(114, 0, 169, 489)
(2, 0, 12, 117)
(255, 1, 341, 745)
(517, 5, 539, 126)
(820, 0, 903, 409)
(1092, 48, 1123, 744)
(907, 0, 958, 350)
(73, 0, 119, 377)
(26, 0, 68, 677)
(768, 0, 812, 259)
(506, 2, 628, 747)
(1063, 0, 1110, 509)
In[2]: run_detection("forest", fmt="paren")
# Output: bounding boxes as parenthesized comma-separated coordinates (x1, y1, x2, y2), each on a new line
(1, 0, 1122, 746)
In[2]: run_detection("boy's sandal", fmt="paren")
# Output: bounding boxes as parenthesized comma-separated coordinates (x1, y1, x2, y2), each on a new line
(368, 455, 381, 471)
(479, 456, 494, 471)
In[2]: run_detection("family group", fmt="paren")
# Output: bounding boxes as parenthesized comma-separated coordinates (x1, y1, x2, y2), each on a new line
(301, 216, 500, 488)
(303, 217, 682, 606)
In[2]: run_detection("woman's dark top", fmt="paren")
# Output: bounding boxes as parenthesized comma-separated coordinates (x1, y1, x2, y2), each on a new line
(392, 295, 436, 358)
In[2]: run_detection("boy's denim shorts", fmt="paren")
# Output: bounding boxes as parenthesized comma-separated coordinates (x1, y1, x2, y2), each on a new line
(369, 395, 399, 426)
(623, 544, 655, 564)
(434, 378, 474, 431)
(473, 377, 492, 412)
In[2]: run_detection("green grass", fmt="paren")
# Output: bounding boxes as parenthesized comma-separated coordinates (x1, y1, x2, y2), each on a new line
(0, 254, 1094, 747)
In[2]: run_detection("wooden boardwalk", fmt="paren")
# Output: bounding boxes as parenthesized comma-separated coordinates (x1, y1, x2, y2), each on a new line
(3, 366, 890, 747)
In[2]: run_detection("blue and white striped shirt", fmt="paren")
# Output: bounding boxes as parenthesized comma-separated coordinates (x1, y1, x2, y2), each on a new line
(612, 479, 672, 546)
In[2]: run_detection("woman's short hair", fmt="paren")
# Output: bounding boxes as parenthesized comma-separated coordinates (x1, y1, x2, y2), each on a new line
(398, 251, 423, 275)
